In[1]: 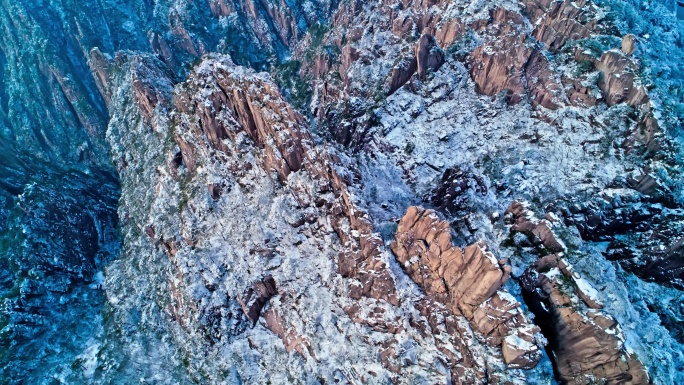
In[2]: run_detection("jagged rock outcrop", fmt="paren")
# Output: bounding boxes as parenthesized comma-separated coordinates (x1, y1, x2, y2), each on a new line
(593, 48, 662, 152)
(0, 2, 341, 378)
(166, 54, 400, 305)
(387, 57, 418, 95)
(94, 52, 414, 382)
(91, 48, 579, 383)
(391, 206, 543, 370)
(622, 34, 636, 56)
(521, 0, 598, 53)
(424, 167, 487, 216)
(299, 0, 475, 148)
(508, 201, 650, 384)
(468, 9, 529, 105)
(521, 259, 649, 384)
(239, 276, 278, 323)
(415, 34, 445, 81)
(468, 8, 562, 109)
(286, 0, 683, 381)
(597, 50, 649, 107)
(4, 0, 683, 382)
(505, 201, 565, 253)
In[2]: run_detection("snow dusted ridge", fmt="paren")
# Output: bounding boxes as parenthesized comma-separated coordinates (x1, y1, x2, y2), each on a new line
(37, 0, 683, 383)
(93, 49, 552, 383)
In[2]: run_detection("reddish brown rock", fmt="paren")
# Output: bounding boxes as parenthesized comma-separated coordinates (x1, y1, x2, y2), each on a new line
(413, 299, 485, 383)
(596, 50, 649, 107)
(343, 301, 404, 334)
(501, 325, 541, 369)
(256, 0, 300, 47)
(172, 57, 400, 309)
(639, 114, 662, 152)
(168, 10, 199, 56)
(522, 0, 597, 52)
(435, 18, 465, 47)
(174, 59, 308, 182)
(510, 203, 649, 384)
(415, 34, 444, 80)
(238, 276, 278, 323)
(567, 76, 598, 107)
(339, 45, 359, 83)
(468, 8, 562, 109)
(522, 263, 648, 384)
(627, 170, 661, 196)
(392, 207, 508, 314)
(525, 50, 563, 109)
(387, 57, 417, 95)
(263, 308, 312, 357)
(391, 206, 542, 369)
(132, 72, 161, 124)
(505, 201, 566, 253)
(174, 132, 197, 173)
(468, 9, 530, 105)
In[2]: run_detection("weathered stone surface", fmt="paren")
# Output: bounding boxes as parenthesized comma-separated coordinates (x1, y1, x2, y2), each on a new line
(391, 206, 542, 369)
(567, 76, 599, 107)
(525, 50, 563, 109)
(8, 0, 682, 382)
(597, 50, 649, 107)
(522, 0, 597, 52)
(501, 326, 541, 369)
(510, 203, 650, 384)
(468, 9, 530, 105)
(468, 8, 562, 109)
(387, 56, 417, 96)
(415, 34, 444, 80)
(238, 276, 278, 323)
(174, 57, 308, 182)
(522, 263, 648, 384)
(505, 201, 565, 253)
(263, 308, 312, 357)
(622, 34, 637, 56)
(207, 0, 235, 17)
(425, 167, 487, 216)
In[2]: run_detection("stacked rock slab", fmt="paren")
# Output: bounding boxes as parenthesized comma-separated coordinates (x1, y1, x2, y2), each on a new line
(391, 206, 543, 370)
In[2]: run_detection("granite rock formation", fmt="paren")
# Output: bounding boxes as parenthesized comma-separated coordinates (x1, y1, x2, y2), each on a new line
(2, 0, 684, 383)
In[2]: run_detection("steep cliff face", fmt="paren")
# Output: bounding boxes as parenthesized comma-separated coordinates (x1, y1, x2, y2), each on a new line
(3, 0, 684, 383)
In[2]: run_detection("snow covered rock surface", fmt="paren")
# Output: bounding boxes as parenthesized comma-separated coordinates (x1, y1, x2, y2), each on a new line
(2, 0, 684, 383)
